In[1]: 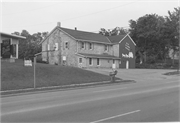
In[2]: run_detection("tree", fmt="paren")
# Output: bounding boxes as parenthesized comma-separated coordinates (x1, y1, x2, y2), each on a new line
(99, 28, 110, 36)
(13, 30, 48, 59)
(129, 14, 167, 64)
(164, 7, 180, 64)
(99, 27, 128, 36)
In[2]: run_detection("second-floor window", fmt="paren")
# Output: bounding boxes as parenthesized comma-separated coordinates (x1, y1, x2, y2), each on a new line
(65, 42, 69, 49)
(104, 45, 108, 51)
(89, 43, 93, 50)
(81, 42, 85, 49)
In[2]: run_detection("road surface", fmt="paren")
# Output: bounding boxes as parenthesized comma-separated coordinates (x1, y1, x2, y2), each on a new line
(1, 69, 180, 122)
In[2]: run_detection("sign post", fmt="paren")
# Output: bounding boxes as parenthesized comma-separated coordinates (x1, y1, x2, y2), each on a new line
(33, 44, 57, 89)
(34, 56, 36, 89)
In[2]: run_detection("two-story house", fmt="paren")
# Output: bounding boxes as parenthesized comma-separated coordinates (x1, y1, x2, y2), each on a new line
(39, 22, 136, 69)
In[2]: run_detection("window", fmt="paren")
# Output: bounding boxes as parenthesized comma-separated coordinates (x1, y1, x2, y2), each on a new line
(55, 43, 58, 50)
(113, 59, 115, 64)
(81, 42, 85, 49)
(89, 58, 92, 65)
(89, 43, 93, 50)
(104, 45, 108, 51)
(97, 58, 100, 66)
(47, 44, 50, 51)
(79, 58, 82, 64)
(65, 42, 69, 49)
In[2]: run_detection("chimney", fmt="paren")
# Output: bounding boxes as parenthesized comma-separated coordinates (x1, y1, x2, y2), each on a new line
(57, 22, 61, 27)
(75, 27, 77, 30)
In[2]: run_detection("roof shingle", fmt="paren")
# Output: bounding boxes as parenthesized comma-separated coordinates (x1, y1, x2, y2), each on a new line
(59, 27, 111, 44)
(107, 35, 126, 44)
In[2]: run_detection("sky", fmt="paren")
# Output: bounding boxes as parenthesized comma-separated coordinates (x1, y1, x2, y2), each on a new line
(0, 0, 179, 35)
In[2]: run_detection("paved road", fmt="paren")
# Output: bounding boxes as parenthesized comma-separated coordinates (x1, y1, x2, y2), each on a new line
(1, 69, 180, 122)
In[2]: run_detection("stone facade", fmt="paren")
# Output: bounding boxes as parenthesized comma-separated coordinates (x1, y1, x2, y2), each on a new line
(41, 26, 136, 69)
(42, 29, 78, 67)
(78, 42, 113, 55)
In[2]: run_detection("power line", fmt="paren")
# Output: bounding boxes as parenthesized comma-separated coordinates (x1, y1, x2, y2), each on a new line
(2, 4, 58, 16)
(3, 1, 138, 29)
(60, 1, 139, 22)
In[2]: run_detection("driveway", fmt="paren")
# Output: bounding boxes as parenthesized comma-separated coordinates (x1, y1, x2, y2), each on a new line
(87, 68, 179, 84)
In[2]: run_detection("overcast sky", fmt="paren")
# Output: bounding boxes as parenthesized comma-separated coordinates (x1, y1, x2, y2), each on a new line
(0, 0, 179, 34)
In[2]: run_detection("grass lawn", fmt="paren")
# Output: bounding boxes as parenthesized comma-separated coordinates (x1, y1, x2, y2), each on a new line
(1, 59, 119, 91)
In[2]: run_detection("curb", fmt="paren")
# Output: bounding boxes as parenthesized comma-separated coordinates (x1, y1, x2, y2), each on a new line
(1, 80, 136, 97)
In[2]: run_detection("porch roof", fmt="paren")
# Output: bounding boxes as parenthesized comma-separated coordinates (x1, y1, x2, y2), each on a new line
(0, 32, 26, 39)
(76, 53, 121, 59)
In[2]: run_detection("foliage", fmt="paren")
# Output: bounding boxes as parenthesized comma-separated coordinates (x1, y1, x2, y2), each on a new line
(99, 27, 128, 36)
(129, 7, 180, 65)
(12, 30, 48, 59)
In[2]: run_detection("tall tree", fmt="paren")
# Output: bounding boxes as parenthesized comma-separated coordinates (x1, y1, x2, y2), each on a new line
(129, 14, 167, 64)
(164, 7, 180, 64)
(13, 30, 48, 59)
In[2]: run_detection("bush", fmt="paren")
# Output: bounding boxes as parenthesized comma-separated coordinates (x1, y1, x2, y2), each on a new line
(36, 55, 48, 64)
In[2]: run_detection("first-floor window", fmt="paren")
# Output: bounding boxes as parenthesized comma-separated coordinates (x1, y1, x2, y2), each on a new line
(113, 59, 115, 64)
(89, 58, 92, 65)
(97, 58, 100, 66)
(79, 58, 82, 64)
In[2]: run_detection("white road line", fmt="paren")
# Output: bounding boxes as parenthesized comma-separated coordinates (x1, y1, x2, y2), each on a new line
(2, 80, 179, 105)
(1, 85, 179, 116)
(90, 110, 141, 123)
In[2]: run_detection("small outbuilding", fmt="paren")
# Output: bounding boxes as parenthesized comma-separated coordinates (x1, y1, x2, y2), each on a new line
(0, 32, 26, 62)
(108, 34, 136, 69)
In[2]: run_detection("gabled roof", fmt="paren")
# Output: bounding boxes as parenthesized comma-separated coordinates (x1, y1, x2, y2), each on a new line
(107, 34, 126, 44)
(39, 26, 136, 46)
(76, 53, 121, 59)
(107, 34, 136, 46)
(58, 27, 111, 44)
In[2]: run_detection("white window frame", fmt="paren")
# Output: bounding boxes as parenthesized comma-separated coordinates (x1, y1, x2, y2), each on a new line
(55, 43, 58, 51)
(47, 44, 50, 51)
(97, 58, 100, 66)
(89, 58, 93, 66)
(79, 57, 82, 64)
